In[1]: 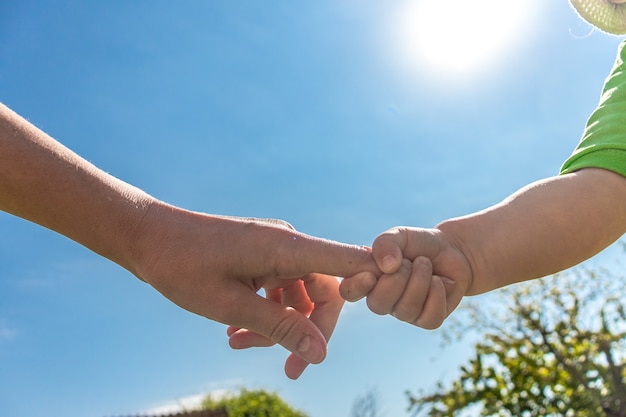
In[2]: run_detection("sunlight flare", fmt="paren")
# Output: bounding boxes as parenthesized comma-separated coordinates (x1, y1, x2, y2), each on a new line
(390, 0, 537, 79)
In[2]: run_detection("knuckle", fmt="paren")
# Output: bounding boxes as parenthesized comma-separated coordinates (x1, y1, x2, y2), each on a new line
(268, 309, 302, 344)
(366, 296, 391, 316)
(414, 315, 444, 330)
(392, 304, 421, 323)
(241, 217, 295, 231)
(239, 219, 299, 278)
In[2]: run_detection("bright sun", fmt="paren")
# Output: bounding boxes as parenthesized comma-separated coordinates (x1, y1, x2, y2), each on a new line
(390, 0, 537, 80)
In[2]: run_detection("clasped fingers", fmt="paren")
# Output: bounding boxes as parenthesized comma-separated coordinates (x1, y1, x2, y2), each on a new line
(364, 256, 451, 329)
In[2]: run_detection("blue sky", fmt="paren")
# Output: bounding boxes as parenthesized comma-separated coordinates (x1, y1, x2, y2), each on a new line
(1, 1, 625, 416)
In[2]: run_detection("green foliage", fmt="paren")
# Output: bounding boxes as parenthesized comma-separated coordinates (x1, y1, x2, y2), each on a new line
(201, 388, 309, 417)
(409, 265, 626, 417)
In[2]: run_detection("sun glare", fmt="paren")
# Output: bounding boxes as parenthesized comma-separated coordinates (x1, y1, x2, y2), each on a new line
(390, 0, 537, 80)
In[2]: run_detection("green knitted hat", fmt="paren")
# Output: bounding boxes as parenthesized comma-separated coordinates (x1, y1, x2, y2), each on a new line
(570, 0, 626, 35)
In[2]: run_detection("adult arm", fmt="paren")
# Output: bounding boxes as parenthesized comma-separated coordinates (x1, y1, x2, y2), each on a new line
(0, 102, 379, 378)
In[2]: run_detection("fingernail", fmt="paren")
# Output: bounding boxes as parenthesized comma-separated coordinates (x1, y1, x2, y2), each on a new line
(297, 335, 325, 364)
(382, 255, 396, 272)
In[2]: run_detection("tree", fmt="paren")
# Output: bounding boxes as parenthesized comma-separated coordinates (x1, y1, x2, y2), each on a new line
(201, 388, 308, 417)
(409, 264, 626, 417)
(351, 387, 382, 417)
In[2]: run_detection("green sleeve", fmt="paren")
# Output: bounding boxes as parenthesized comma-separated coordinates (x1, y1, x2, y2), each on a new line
(560, 40, 626, 177)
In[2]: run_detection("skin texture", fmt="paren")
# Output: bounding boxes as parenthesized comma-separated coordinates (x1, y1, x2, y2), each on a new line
(0, 102, 380, 379)
(341, 168, 626, 329)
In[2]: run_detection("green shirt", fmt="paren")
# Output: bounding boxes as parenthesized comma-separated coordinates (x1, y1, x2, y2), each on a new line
(561, 40, 626, 177)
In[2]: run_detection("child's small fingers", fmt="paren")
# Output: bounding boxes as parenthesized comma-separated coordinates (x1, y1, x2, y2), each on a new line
(412, 275, 448, 330)
(372, 228, 406, 274)
(366, 258, 412, 315)
(339, 272, 377, 302)
(391, 256, 432, 323)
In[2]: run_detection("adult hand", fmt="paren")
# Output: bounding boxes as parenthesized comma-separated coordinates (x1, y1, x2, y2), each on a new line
(227, 271, 344, 379)
(132, 206, 379, 379)
(0, 102, 380, 379)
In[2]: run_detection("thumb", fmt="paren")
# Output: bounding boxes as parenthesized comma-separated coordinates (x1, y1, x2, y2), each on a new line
(372, 227, 445, 274)
(371, 227, 407, 274)
(227, 289, 328, 368)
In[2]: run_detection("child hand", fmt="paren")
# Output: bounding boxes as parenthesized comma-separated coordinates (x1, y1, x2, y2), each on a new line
(340, 227, 472, 329)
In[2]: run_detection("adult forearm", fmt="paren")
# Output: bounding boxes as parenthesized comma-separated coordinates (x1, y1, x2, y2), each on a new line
(0, 103, 382, 377)
(437, 168, 626, 294)
(0, 102, 152, 273)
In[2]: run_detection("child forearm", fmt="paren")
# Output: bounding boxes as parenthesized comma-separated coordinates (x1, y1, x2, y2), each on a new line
(437, 168, 626, 295)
